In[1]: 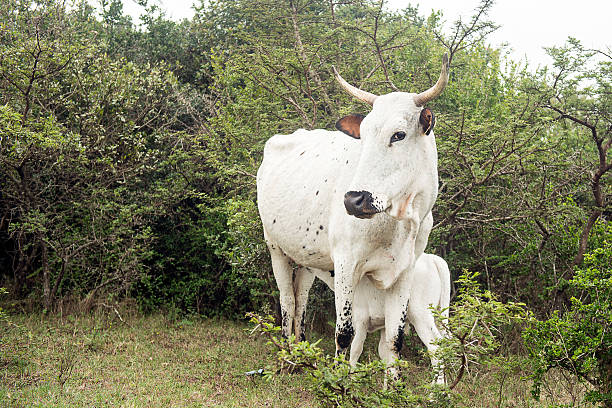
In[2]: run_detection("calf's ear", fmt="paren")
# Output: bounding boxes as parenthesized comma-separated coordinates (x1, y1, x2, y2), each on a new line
(336, 114, 365, 139)
(419, 108, 435, 135)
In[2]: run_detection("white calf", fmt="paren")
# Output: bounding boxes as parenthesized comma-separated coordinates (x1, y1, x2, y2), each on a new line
(307, 253, 450, 384)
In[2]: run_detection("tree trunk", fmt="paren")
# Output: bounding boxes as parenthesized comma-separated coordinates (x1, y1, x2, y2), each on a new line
(50, 256, 66, 306)
(41, 240, 51, 311)
(573, 210, 602, 266)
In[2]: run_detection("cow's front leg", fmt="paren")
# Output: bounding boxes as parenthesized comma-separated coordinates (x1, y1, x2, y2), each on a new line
(333, 262, 360, 357)
(381, 282, 411, 381)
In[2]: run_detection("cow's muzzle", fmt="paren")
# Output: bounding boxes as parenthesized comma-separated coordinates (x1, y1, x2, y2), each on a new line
(344, 190, 379, 219)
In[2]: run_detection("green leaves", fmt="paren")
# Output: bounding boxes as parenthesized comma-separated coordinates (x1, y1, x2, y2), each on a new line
(524, 222, 612, 405)
(246, 313, 427, 408)
(432, 270, 531, 389)
(0, 0, 212, 309)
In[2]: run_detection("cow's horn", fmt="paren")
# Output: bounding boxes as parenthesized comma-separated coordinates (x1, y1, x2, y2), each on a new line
(413, 53, 450, 107)
(333, 66, 378, 106)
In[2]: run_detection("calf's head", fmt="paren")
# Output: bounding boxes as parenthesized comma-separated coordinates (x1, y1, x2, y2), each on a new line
(334, 54, 449, 220)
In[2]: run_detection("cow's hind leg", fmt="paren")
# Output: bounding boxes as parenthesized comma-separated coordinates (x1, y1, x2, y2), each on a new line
(265, 233, 296, 338)
(294, 267, 315, 342)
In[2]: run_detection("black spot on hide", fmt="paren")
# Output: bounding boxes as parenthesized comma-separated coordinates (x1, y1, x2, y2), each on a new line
(273, 219, 276, 224)
(281, 310, 289, 338)
(299, 310, 306, 342)
(319, 225, 323, 230)
(315, 191, 319, 195)
(392, 309, 408, 353)
(299, 151, 305, 156)
(336, 321, 354, 350)
(393, 328, 405, 354)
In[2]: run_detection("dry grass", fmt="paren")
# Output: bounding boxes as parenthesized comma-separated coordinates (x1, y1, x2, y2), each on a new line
(0, 311, 318, 407)
(0, 310, 596, 407)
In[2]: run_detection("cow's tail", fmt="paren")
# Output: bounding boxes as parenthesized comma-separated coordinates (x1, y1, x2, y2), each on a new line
(432, 255, 451, 330)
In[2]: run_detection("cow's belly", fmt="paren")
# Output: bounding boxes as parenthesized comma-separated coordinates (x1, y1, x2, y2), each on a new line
(260, 187, 335, 270)
(257, 129, 358, 270)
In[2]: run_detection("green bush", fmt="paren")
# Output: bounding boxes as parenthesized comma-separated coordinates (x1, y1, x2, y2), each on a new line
(248, 313, 432, 408)
(248, 270, 530, 407)
(433, 271, 531, 389)
(524, 222, 612, 406)
(134, 197, 275, 318)
(221, 198, 278, 316)
(134, 204, 229, 316)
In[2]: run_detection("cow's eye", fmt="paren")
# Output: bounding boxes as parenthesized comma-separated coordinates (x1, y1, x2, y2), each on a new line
(390, 131, 406, 144)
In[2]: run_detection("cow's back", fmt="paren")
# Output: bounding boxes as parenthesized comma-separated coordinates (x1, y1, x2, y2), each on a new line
(257, 129, 359, 270)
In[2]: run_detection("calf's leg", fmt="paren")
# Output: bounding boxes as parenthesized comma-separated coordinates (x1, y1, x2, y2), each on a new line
(349, 318, 369, 366)
(408, 306, 445, 385)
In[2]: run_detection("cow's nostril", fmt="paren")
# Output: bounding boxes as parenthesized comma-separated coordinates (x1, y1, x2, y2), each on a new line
(344, 190, 375, 217)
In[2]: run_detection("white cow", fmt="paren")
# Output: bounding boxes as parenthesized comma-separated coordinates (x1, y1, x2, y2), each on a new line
(305, 253, 450, 384)
(257, 55, 449, 362)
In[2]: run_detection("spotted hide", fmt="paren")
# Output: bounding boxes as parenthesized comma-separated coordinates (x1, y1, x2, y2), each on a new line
(257, 54, 450, 360)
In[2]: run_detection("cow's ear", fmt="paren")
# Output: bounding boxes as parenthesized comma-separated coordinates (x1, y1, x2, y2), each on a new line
(335, 114, 365, 139)
(419, 108, 435, 135)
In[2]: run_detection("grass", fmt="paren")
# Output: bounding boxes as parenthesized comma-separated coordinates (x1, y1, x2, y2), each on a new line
(0, 309, 597, 408)
(1, 311, 318, 407)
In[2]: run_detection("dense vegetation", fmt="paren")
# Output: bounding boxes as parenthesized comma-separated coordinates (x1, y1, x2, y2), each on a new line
(1, 0, 610, 405)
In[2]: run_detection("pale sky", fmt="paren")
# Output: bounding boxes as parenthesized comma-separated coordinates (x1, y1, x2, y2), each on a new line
(121, 0, 611, 69)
